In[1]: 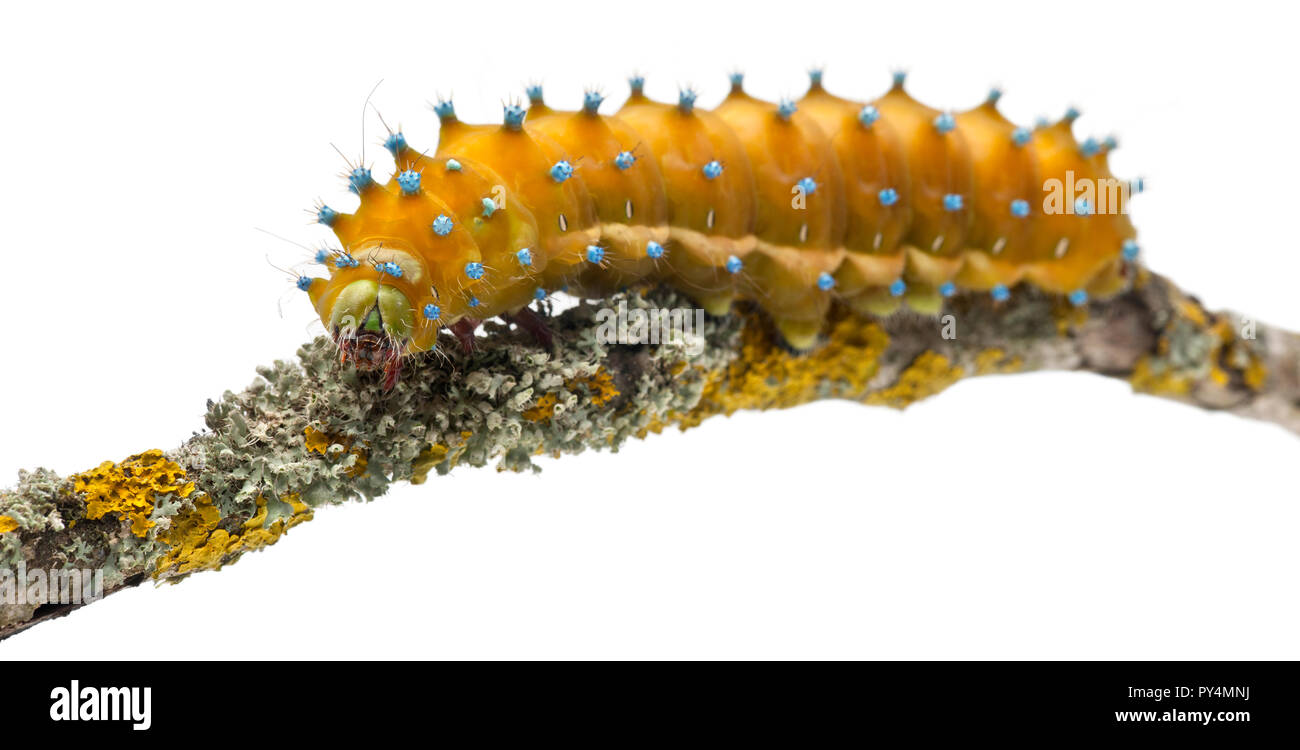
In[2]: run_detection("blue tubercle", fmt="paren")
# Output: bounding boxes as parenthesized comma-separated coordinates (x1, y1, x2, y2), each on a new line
(525, 84, 543, 101)
(702, 160, 723, 180)
(585, 245, 605, 264)
(878, 187, 899, 207)
(516, 247, 533, 266)
(550, 160, 574, 183)
(1010, 199, 1030, 218)
(583, 90, 604, 113)
(943, 193, 964, 212)
(465, 261, 485, 280)
(987, 87, 1003, 104)
(1122, 239, 1140, 261)
(376, 261, 403, 278)
(892, 70, 907, 87)
(725, 255, 743, 274)
(334, 253, 359, 269)
(296, 276, 313, 292)
(468, 296, 481, 308)
(816, 272, 835, 291)
(939, 281, 956, 298)
(1063, 106, 1080, 122)
(397, 170, 421, 195)
(809, 68, 824, 86)
(314, 249, 331, 264)
(1080, 137, 1101, 157)
(434, 99, 455, 119)
(1068, 289, 1089, 307)
(383, 132, 407, 155)
(645, 241, 664, 259)
(991, 284, 1010, 302)
(614, 151, 636, 170)
(534, 287, 547, 301)
(777, 99, 797, 120)
(729, 71, 744, 88)
(347, 167, 372, 194)
(859, 105, 880, 127)
(422, 304, 441, 320)
(933, 111, 956, 134)
(797, 177, 817, 195)
(678, 88, 697, 113)
(481, 197, 497, 217)
(1103, 135, 1119, 150)
(1011, 127, 1032, 147)
(629, 75, 645, 94)
(1074, 198, 1092, 216)
(503, 104, 527, 129)
(431, 214, 454, 236)
(317, 205, 338, 226)
(445, 159, 462, 172)
(889, 279, 906, 297)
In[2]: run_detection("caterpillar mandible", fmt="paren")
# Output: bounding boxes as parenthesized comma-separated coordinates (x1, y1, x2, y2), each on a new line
(303, 70, 1139, 387)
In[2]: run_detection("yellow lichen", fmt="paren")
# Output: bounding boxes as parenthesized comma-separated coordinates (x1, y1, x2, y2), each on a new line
(974, 348, 1023, 376)
(1128, 289, 1266, 398)
(1176, 297, 1209, 327)
(304, 426, 368, 478)
(1243, 352, 1268, 390)
(864, 351, 966, 409)
(303, 426, 332, 454)
(678, 307, 890, 428)
(636, 407, 673, 438)
(153, 492, 313, 579)
(522, 392, 559, 422)
(411, 443, 450, 485)
(523, 367, 620, 422)
(71, 449, 194, 538)
(1129, 355, 1192, 397)
(570, 369, 620, 407)
(0, 516, 18, 534)
(1052, 299, 1091, 336)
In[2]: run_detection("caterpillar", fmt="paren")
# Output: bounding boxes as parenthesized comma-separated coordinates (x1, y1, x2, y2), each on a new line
(302, 70, 1140, 387)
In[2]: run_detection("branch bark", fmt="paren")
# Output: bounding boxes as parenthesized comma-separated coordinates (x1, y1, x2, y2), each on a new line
(1, 269, 1294, 641)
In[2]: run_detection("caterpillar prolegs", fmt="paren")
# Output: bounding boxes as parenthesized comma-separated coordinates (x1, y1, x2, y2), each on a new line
(303, 70, 1140, 386)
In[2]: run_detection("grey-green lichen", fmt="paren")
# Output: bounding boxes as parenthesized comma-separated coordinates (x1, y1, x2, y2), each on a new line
(0, 288, 744, 637)
(3, 275, 1298, 640)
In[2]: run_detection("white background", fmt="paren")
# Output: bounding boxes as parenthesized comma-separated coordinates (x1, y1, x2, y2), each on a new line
(2, 0, 1298, 659)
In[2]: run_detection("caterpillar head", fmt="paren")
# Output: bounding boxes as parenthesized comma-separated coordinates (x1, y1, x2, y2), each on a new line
(328, 279, 414, 374)
(304, 150, 543, 384)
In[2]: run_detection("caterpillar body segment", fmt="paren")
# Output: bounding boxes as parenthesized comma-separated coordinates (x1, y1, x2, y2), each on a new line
(616, 88, 759, 316)
(433, 108, 601, 294)
(796, 81, 912, 317)
(304, 71, 1140, 384)
(710, 85, 847, 347)
(525, 98, 672, 295)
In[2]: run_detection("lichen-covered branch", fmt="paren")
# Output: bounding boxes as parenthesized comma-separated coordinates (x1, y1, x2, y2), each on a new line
(1, 269, 1292, 640)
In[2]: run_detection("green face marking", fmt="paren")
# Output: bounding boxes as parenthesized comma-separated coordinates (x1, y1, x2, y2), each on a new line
(376, 284, 415, 341)
(330, 280, 415, 342)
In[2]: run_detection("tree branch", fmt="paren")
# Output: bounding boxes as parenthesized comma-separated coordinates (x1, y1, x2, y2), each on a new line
(1, 269, 1292, 640)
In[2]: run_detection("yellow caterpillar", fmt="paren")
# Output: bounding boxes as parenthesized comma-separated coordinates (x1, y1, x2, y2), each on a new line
(302, 70, 1139, 387)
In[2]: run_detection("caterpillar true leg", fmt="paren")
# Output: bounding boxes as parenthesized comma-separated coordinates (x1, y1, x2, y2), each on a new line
(504, 307, 554, 349)
(450, 318, 481, 354)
